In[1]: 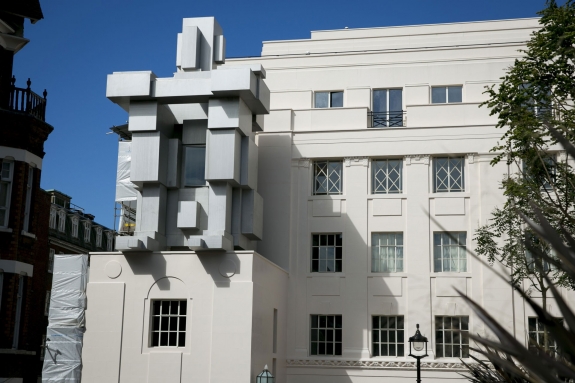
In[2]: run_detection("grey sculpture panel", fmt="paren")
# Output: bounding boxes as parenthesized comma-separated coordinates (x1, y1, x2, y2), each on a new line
(240, 136, 258, 190)
(130, 131, 169, 185)
(205, 129, 241, 184)
(182, 120, 207, 145)
(241, 189, 263, 240)
(181, 26, 200, 70)
(139, 184, 167, 237)
(207, 97, 252, 136)
(166, 139, 182, 189)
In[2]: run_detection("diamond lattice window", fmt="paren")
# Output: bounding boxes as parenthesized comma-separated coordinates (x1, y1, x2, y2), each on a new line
(314, 161, 342, 195)
(434, 157, 464, 192)
(372, 159, 402, 194)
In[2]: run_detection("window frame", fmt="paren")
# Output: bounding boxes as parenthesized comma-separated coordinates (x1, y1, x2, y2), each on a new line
(431, 86, 463, 104)
(57, 210, 66, 233)
(372, 315, 405, 357)
(311, 233, 343, 273)
(371, 232, 404, 273)
(106, 231, 114, 251)
(371, 158, 403, 194)
(435, 315, 470, 358)
(182, 144, 207, 187)
(527, 317, 562, 355)
(95, 227, 103, 247)
(433, 232, 468, 273)
(310, 314, 343, 356)
(150, 299, 188, 348)
(313, 160, 343, 196)
(314, 91, 344, 108)
(49, 206, 57, 229)
(83, 221, 91, 243)
(371, 88, 404, 127)
(433, 157, 465, 193)
(71, 216, 79, 238)
(0, 159, 14, 228)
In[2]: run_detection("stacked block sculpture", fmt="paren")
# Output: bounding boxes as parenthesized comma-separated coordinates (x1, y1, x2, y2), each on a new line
(108, 17, 269, 252)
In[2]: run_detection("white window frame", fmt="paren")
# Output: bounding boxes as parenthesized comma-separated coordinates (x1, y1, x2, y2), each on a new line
(311, 233, 343, 273)
(434, 157, 465, 193)
(22, 167, 33, 232)
(435, 316, 470, 358)
(57, 209, 66, 232)
(433, 232, 467, 272)
(313, 160, 343, 195)
(150, 300, 187, 348)
(371, 232, 404, 273)
(0, 159, 14, 228)
(314, 91, 344, 108)
(310, 314, 343, 356)
(528, 317, 562, 354)
(372, 159, 403, 194)
(431, 85, 463, 104)
(49, 206, 57, 229)
(48, 248, 55, 273)
(372, 315, 405, 357)
(71, 216, 79, 238)
(83, 221, 91, 243)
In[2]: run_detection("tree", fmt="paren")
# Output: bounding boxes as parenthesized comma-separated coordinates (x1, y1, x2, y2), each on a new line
(475, 0, 575, 352)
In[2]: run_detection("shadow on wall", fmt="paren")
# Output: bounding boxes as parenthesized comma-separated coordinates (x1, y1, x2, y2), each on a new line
(197, 251, 242, 288)
(125, 252, 169, 290)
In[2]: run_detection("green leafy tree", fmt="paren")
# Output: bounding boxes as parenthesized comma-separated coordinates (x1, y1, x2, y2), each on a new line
(475, 0, 575, 351)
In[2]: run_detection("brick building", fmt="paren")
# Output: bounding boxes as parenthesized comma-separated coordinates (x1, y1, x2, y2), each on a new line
(0, 1, 53, 382)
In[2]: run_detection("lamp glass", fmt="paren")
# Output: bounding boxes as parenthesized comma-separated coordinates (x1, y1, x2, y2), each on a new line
(413, 341, 424, 352)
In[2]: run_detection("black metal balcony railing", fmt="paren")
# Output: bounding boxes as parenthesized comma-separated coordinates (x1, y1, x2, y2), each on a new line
(368, 111, 405, 128)
(8, 76, 48, 121)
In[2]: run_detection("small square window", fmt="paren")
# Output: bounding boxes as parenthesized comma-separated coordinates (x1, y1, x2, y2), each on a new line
(372, 159, 402, 194)
(315, 91, 343, 108)
(310, 315, 342, 356)
(150, 300, 187, 348)
(434, 232, 467, 272)
(372, 316, 404, 356)
(435, 316, 469, 358)
(372, 233, 403, 272)
(431, 86, 462, 104)
(434, 157, 464, 192)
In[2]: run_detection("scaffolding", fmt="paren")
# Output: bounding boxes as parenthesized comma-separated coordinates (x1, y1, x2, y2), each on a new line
(111, 125, 138, 236)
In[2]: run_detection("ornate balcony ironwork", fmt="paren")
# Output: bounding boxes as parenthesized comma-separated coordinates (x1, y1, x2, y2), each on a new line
(8, 76, 47, 121)
(368, 111, 405, 128)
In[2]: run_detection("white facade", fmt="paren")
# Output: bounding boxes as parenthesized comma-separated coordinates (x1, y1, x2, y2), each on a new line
(83, 16, 573, 383)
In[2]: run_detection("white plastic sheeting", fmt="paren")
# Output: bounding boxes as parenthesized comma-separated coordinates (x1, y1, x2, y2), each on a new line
(42, 254, 88, 382)
(116, 141, 138, 202)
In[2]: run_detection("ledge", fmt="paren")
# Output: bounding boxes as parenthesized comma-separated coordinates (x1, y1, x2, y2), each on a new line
(0, 348, 36, 355)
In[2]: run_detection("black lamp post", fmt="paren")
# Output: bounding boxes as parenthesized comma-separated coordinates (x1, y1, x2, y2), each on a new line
(256, 365, 275, 383)
(408, 324, 429, 383)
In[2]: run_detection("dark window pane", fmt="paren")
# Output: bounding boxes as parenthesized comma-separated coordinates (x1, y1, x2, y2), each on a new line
(398, 330, 404, 342)
(382, 331, 387, 342)
(180, 301, 187, 315)
(169, 317, 177, 331)
(161, 317, 168, 331)
(436, 330, 443, 343)
(179, 317, 186, 331)
(184, 146, 206, 186)
(169, 332, 177, 346)
(445, 345, 453, 357)
(311, 342, 318, 355)
(389, 344, 396, 356)
(170, 301, 179, 315)
(373, 344, 380, 356)
(311, 315, 318, 327)
(335, 260, 342, 272)
(381, 317, 388, 329)
(389, 317, 396, 329)
(331, 92, 343, 108)
(335, 343, 342, 355)
(445, 330, 452, 343)
(448, 86, 462, 103)
(312, 260, 319, 272)
(312, 247, 319, 259)
(327, 316, 334, 328)
(336, 235, 342, 246)
(319, 343, 325, 354)
(398, 344, 404, 356)
(320, 316, 326, 327)
(436, 345, 443, 357)
(178, 332, 186, 347)
(315, 92, 329, 108)
(373, 330, 379, 342)
(312, 329, 318, 341)
(373, 90, 387, 113)
(312, 235, 319, 246)
(320, 235, 327, 246)
(153, 301, 161, 315)
(318, 330, 325, 341)
(397, 316, 404, 329)
(462, 345, 469, 358)
(461, 316, 469, 330)
(389, 331, 395, 342)
(162, 301, 170, 314)
(389, 89, 403, 112)
(381, 344, 388, 356)
(327, 330, 333, 342)
(152, 332, 159, 347)
(326, 343, 334, 355)
(335, 316, 342, 328)
(373, 316, 379, 329)
(152, 316, 160, 331)
(160, 332, 169, 346)
(328, 235, 334, 246)
(432, 87, 446, 103)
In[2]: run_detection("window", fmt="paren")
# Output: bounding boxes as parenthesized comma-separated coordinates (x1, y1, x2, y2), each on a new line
(372, 316, 404, 356)
(523, 154, 556, 190)
(49, 206, 57, 229)
(315, 91, 343, 108)
(71, 216, 79, 238)
(528, 317, 561, 354)
(313, 160, 342, 195)
(436, 316, 469, 358)
(372, 89, 403, 127)
(372, 233, 404, 272)
(310, 315, 342, 356)
(434, 157, 464, 192)
(96, 227, 103, 247)
(434, 232, 467, 272)
(311, 234, 342, 272)
(23, 167, 33, 232)
(83, 221, 91, 242)
(0, 160, 13, 228)
(150, 300, 187, 347)
(184, 146, 206, 186)
(106, 231, 114, 251)
(431, 86, 462, 103)
(372, 159, 402, 194)
(48, 249, 55, 273)
(12, 274, 25, 349)
(44, 290, 51, 316)
(57, 210, 66, 232)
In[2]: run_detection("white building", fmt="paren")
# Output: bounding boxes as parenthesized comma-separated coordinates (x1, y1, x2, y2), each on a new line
(82, 16, 570, 383)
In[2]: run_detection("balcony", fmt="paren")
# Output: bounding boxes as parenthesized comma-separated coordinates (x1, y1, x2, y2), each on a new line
(7, 76, 47, 121)
(368, 111, 406, 128)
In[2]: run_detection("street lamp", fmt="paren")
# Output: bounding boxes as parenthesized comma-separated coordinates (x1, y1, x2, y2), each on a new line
(256, 365, 275, 383)
(408, 324, 429, 383)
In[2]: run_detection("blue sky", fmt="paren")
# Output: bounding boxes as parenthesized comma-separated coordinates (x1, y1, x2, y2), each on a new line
(13, 0, 552, 228)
